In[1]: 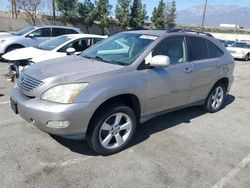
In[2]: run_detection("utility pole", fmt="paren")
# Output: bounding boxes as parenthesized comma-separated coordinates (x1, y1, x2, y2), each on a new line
(201, 0, 208, 31)
(52, 0, 56, 23)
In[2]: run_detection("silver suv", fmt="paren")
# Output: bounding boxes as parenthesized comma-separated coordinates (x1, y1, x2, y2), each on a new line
(10, 30, 234, 155)
(0, 26, 82, 56)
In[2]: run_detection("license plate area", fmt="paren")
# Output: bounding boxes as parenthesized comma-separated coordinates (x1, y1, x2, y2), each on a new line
(10, 98, 18, 114)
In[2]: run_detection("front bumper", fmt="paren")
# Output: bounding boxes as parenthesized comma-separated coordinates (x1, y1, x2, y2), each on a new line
(11, 87, 98, 136)
(231, 53, 246, 59)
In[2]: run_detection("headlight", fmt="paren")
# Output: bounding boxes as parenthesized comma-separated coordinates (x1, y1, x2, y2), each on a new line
(41, 83, 88, 104)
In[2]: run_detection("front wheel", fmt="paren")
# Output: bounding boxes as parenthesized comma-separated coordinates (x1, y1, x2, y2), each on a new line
(244, 53, 249, 61)
(87, 104, 137, 155)
(203, 83, 226, 113)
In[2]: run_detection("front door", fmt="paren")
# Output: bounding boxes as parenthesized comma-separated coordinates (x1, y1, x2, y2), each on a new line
(144, 37, 193, 115)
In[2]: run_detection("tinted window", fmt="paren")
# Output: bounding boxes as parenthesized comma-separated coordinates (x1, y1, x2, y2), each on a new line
(153, 37, 187, 64)
(188, 37, 208, 61)
(30, 28, 51, 37)
(65, 29, 78, 34)
(207, 41, 224, 58)
(52, 28, 66, 37)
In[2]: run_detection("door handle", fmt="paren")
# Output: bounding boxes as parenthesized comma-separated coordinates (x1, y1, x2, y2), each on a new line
(184, 67, 192, 74)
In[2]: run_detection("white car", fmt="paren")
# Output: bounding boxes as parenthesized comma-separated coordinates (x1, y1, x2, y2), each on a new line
(227, 41, 250, 61)
(3, 34, 107, 79)
(3, 34, 107, 63)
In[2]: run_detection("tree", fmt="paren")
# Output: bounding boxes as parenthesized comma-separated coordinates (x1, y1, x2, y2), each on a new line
(130, 0, 147, 29)
(16, 0, 42, 25)
(95, 0, 112, 34)
(115, 0, 131, 31)
(165, 0, 176, 28)
(78, 0, 96, 33)
(151, 0, 166, 29)
(56, 0, 78, 24)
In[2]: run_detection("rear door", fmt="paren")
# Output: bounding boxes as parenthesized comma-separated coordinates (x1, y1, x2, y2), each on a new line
(144, 36, 193, 115)
(187, 37, 223, 103)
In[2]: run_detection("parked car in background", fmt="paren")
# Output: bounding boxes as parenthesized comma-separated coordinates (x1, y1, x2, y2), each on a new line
(227, 41, 250, 61)
(0, 26, 82, 57)
(220, 40, 235, 47)
(3, 34, 107, 79)
(10, 30, 234, 155)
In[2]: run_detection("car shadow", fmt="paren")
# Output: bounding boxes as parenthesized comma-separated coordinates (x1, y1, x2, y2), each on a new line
(51, 94, 235, 156)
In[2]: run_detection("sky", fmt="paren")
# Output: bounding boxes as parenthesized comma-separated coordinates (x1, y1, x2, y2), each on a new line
(1, 0, 250, 16)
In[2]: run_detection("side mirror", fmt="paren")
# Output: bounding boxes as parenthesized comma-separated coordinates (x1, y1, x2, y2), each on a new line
(27, 33, 35, 38)
(149, 55, 170, 68)
(66, 47, 76, 55)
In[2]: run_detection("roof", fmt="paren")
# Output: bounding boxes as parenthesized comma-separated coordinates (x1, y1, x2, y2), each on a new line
(34, 25, 81, 30)
(63, 34, 107, 39)
(125, 30, 166, 37)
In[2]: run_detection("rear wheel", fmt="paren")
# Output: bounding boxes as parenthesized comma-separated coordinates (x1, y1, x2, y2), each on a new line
(87, 104, 137, 155)
(203, 83, 226, 113)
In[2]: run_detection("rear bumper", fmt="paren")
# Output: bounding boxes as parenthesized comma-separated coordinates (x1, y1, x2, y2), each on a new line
(11, 86, 98, 136)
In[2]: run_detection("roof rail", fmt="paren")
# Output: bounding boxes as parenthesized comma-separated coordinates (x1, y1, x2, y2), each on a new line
(167, 28, 214, 37)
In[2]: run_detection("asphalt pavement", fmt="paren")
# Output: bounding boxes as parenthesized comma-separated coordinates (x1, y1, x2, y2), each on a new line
(0, 61, 250, 188)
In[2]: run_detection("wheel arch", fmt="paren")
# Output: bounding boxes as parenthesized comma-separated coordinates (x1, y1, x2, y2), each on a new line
(87, 94, 141, 134)
(5, 43, 25, 53)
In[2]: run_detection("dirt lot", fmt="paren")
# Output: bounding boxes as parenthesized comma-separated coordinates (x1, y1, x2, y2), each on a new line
(0, 61, 250, 188)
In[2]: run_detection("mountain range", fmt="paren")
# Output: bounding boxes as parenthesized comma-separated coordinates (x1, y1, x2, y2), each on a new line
(176, 5, 250, 28)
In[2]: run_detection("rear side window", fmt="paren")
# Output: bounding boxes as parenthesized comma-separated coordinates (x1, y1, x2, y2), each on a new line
(65, 29, 78, 34)
(207, 41, 224, 58)
(52, 28, 66, 37)
(188, 37, 208, 61)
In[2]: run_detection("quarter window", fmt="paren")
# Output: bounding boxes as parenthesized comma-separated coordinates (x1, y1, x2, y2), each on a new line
(207, 41, 224, 58)
(188, 37, 208, 61)
(153, 37, 187, 65)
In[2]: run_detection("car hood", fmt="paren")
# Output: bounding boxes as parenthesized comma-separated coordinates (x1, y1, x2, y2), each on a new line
(0, 33, 13, 39)
(2, 47, 47, 61)
(24, 56, 124, 82)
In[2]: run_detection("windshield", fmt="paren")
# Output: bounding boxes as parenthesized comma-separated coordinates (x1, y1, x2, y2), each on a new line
(80, 33, 157, 65)
(232, 42, 250, 49)
(14, 27, 35, 36)
(36, 35, 73, 51)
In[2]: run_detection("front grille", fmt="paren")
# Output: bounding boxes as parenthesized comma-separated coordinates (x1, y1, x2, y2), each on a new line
(18, 73, 43, 91)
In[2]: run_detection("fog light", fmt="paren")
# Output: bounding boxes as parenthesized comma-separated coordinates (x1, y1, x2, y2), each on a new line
(46, 121, 70, 128)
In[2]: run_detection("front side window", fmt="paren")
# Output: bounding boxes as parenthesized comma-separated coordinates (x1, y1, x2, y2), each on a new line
(152, 37, 187, 65)
(81, 33, 156, 65)
(58, 38, 92, 52)
(30, 28, 51, 37)
(36, 35, 72, 51)
(188, 37, 208, 61)
(232, 42, 250, 49)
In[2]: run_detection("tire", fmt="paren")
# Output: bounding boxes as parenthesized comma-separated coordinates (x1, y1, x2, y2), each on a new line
(87, 104, 137, 155)
(5, 44, 24, 53)
(203, 83, 226, 113)
(244, 53, 249, 61)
